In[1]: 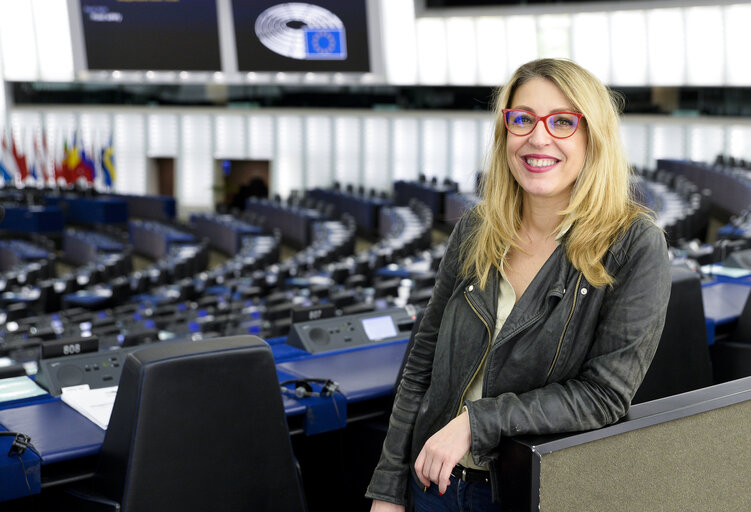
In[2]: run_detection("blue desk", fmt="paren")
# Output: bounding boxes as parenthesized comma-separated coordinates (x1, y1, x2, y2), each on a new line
(1, 205, 64, 233)
(702, 281, 751, 327)
(45, 196, 128, 225)
(700, 279, 751, 345)
(0, 338, 408, 500)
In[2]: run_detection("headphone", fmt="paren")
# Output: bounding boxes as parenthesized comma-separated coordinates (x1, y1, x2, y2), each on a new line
(279, 378, 340, 399)
(1, 431, 40, 497)
(0, 431, 38, 458)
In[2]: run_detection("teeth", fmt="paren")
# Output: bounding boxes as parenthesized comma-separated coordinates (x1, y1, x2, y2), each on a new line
(525, 157, 557, 167)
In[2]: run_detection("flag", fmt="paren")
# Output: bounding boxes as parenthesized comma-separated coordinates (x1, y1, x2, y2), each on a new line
(0, 161, 12, 183)
(10, 135, 29, 183)
(1, 134, 20, 184)
(58, 138, 71, 185)
(80, 148, 96, 183)
(100, 137, 116, 188)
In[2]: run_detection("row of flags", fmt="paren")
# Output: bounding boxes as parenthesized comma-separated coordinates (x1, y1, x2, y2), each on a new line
(0, 130, 116, 189)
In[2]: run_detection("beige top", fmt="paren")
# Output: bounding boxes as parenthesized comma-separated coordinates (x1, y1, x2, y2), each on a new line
(458, 270, 515, 470)
(457, 224, 568, 471)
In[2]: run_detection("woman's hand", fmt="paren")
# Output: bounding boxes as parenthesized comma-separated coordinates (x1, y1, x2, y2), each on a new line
(370, 499, 405, 512)
(414, 409, 472, 495)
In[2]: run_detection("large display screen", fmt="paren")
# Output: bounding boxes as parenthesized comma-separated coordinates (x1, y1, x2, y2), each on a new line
(232, 1, 370, 72)
(362, 315, 398, 341)
(80, 0, 222, 71)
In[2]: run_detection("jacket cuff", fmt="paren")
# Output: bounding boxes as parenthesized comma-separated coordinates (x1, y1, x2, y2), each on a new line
(464, 399, 497, 466)
(365, 469, 409, 506)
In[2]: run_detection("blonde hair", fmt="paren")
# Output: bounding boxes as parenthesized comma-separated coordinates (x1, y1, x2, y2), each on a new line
(461, 58, 649, 289)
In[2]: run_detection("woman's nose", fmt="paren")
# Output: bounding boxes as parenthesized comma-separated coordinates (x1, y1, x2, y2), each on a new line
(527, 119, 552, 146)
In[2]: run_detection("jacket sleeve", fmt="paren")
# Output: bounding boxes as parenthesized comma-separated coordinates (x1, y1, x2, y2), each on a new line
(365, 213, 468, 505)
(465, 221, 671, 466)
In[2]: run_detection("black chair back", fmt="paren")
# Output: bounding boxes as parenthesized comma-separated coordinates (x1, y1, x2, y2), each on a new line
(632, 268, 713, 404)
(94, 336, 305, 512)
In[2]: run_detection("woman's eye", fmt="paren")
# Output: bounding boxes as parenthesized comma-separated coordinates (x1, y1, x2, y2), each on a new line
(516, 115, 535, 125)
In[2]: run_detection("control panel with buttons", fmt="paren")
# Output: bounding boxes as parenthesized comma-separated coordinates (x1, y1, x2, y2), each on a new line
(286, 306, 419, 354)
(35, 341, 175, 396)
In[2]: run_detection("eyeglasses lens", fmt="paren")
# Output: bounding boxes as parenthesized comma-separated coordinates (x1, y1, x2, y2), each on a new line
(505, 110, 579, 138)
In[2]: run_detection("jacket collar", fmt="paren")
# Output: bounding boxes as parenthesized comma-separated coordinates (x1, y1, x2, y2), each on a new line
(465, 242, 573, 340)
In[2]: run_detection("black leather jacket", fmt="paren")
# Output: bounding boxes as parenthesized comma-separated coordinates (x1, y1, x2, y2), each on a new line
(366, 212, 671, 505)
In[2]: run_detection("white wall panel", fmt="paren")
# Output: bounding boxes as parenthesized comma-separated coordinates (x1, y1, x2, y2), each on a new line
(10, 111, 41, 155)
(304, 115, 332, 189)
(44, 112, 78, 163)
(416, 18, 448, 85)
(214, 115, 246, 159)
(79, 112, 111, 151)
(248, 115, 274, 160)
(728, 125, 751, 161)
(450, 119, 478, 193)
(0, 2, 38, 80)
(610, 11, 647, 86)
(114, 113, 146, 195)
(647, 9, 685, 86)
(147, 114, 178, 157)
(621, 122, 649, 169)
(333, 117, 361, 186)
(421, 118, 449, 180)
(275, 115, 304, 198)
(651, 124, 686, 164)
(685, 7, 724, 86)
(178, 114, 212, 208)
(689, 125, 724, 163)
(392, 118, 419, 182)
(724, 4, 751, 85)
(475, 17, 507, 86)
(445, 18, 477, 86)
(379, 0, 417, 85)
(571, 13, 610, 84)
(505, 16, 537, 73)
(537, 15, 571, 59)
(31, 0, 74, 81)
(363, 117, 391, 192)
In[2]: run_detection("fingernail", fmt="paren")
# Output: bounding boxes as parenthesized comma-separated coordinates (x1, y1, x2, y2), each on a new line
(422, 485, 428, 493)
(439, 491, 444, 496)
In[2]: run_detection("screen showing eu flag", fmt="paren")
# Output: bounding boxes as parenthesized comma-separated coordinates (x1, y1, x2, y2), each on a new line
(80, 0, 221, 71)
(233, 1, 370, 72)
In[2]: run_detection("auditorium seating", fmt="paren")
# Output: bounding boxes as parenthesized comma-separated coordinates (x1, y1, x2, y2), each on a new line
(189, 213, 264, 256)
(245, 196, 325, 247)
(306, 186, 392, 233)
(393, 177, 458, 222)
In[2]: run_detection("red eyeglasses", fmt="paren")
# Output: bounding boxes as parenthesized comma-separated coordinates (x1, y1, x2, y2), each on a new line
(502, 109, 584, 139)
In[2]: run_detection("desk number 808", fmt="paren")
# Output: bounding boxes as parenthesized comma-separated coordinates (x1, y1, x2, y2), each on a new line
(63, 344, 82, 355)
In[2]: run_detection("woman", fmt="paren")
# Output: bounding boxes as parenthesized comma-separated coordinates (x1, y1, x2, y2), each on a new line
(366, 58, 671, 511)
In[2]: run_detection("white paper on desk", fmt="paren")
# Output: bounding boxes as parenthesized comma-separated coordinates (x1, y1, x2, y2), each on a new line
(0, 376, 47, 403)
(61, 385, 118, 430)
(700, 264, 751, 278)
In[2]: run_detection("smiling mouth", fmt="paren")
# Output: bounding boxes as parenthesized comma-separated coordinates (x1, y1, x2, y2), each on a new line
(524, 157, 560, 168)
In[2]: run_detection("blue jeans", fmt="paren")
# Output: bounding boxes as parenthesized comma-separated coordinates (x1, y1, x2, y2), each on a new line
(411, 473, 501, 512)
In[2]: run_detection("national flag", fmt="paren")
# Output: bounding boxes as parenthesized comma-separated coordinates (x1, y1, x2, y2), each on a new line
(0, 161, 12, 183)
(11, 135, 29, 183)
(100, 137, 116, 188)
(1, 134, 20, 184)
(80, 148, 96, 183)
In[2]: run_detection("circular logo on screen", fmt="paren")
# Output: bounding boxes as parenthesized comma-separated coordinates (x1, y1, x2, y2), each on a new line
(254, 3, 348, 61)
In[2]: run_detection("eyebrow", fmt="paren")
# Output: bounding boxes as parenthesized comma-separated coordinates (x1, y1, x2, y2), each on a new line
(512, 105, 581, 114)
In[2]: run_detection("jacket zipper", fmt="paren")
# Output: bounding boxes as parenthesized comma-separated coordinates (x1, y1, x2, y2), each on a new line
(456, 290, 492, 415)
(545, 272, 583, 382)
